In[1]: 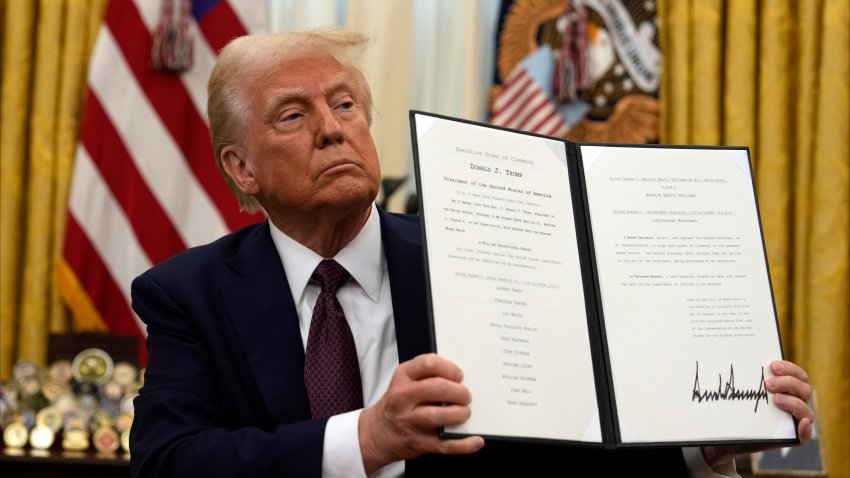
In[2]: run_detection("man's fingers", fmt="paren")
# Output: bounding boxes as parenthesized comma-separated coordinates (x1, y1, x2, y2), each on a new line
(404, 353, 463, 382)
(425, 435, 485, 455)
(407, 376, 471, 406)
(767, 360, 815, 431)
(360, 356, 480, 472)
(767, 360, 816, 438)
(411, 403, 472, 428)
(383, 374, 471, 416)
(771, 360, 809, 382)
(767, 365, 814, 427)
(767, 374, 812, 404)
(798, 417, 813, 442)
(773, 392, 816, 424)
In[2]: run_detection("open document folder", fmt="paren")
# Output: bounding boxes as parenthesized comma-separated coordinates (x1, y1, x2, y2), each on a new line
(410, 110, 798, 448)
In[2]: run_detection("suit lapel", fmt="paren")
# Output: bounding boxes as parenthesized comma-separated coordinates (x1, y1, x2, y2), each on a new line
(379, 209, 433, 362)
(221, 222, 311, 424)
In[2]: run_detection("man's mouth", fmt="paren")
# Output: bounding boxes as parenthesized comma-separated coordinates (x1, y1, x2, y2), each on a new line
(321, 159, 356, 175)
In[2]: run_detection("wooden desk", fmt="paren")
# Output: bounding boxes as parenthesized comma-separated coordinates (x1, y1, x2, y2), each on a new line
(0, 446, 130, 478)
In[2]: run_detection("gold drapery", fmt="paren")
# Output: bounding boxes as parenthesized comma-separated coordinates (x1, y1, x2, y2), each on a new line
(0, 0, 107, 379)
(659, 1, 849, 476)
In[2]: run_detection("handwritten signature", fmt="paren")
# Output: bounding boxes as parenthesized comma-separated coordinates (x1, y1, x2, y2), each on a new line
(692, 362, 769, 412)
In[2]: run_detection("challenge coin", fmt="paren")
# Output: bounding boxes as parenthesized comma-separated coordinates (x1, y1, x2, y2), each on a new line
(120, 428, 131, 453)
(2, 422, 28, 448)
(93, 426, 119, 453)
(72, 348, 114, 385)
(11, 360, 37, 381)
(48, 359, 73, 383)
(112, 362, 138, 387)
(29, 425, 55, 450)
(62, 425, 89, 451)
(36, 406, 63, 432)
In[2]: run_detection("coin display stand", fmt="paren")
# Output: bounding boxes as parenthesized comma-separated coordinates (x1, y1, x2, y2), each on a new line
(1, 350, 141, 467)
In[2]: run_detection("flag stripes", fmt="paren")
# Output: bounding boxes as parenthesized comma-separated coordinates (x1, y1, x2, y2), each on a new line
(60, 0, 265, 365)
(60, 215, 144, 338)
(196, 0, 247, 53)
(66, 147, 151, 316)
(62, 217, 142, 337)
(491, 72, 533, 117)
(102, 2, 248, 232)
(490, 68, 568, 138)
(87, 26, 230, 246)
(80, 91, 188, 264)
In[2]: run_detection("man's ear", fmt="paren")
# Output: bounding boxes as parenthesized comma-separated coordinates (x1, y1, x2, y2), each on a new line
(221, 145, 260, 195)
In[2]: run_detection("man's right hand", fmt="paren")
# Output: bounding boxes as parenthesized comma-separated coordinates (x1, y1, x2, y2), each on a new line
(358, 353, 485, 473)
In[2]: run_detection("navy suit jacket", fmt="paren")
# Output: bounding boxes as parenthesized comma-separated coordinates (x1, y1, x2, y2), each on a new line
(130, 209, 688, 477)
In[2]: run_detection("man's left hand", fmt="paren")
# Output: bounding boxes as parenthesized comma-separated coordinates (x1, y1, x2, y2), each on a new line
(701, 359, 815, 470)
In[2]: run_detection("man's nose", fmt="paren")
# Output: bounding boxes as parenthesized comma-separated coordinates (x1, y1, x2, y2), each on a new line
(314, 104, 343, 147)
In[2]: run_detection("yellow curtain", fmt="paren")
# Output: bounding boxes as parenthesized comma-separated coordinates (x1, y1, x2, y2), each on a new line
(659, 1, 849, 477)
(0, 0, 107, 379)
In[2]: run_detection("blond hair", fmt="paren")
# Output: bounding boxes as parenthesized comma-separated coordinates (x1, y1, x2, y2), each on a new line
(207, 28, 373, 213)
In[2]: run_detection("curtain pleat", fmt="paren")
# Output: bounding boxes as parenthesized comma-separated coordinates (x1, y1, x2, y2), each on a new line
(691, 0, 722, 145)
(791, 0, 822, 363)
(20, 0, 65, 370)
(0, 0, 38, 379)
(49, 0, 105, 330)
(756, 0, 794, 347)
(722, 0, 757, 153)
(659, 0, 691, 143)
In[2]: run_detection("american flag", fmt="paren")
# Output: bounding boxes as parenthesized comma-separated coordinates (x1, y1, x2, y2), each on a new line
(57, 0, 266, 365)
(490, 66, 569, 137)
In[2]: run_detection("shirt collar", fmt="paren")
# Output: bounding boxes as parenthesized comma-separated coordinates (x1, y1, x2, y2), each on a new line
(269, 203, 384, 306)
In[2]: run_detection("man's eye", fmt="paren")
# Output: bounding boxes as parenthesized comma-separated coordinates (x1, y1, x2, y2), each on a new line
(280, 112, 302, 122)
(337, 101, 354, 110)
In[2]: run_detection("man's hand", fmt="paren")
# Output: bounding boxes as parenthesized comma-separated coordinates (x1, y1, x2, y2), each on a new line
(701, 360, 815, 470)
(358, 353, 485, 473)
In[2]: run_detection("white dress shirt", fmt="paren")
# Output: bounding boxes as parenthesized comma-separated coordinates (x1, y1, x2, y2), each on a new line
(268, 203, 738, 478)
(270, 204, 400, 477)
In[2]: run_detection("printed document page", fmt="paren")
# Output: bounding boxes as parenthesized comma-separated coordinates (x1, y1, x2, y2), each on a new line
(581, 145, 794, 443)
(415, 114, 601, 442)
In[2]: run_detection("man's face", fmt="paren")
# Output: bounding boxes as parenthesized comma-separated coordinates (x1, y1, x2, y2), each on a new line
(228, 53, 381, 220)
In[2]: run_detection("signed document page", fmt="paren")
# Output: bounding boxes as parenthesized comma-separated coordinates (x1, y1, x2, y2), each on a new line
(414, 114, 601, 442)
(581, 145, 795, 443)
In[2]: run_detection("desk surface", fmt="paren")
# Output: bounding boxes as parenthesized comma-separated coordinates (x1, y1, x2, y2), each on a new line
(1, 446, 130, 478)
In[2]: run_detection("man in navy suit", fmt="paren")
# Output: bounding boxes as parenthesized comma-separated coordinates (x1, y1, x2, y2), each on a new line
(129, 28, 815, 477)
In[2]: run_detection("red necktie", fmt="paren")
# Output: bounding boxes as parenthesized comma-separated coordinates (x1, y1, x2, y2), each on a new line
(304, 259, 364, 418)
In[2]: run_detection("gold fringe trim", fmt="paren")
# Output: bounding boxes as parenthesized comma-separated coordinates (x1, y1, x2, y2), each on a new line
(55, 258, 108, 331)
